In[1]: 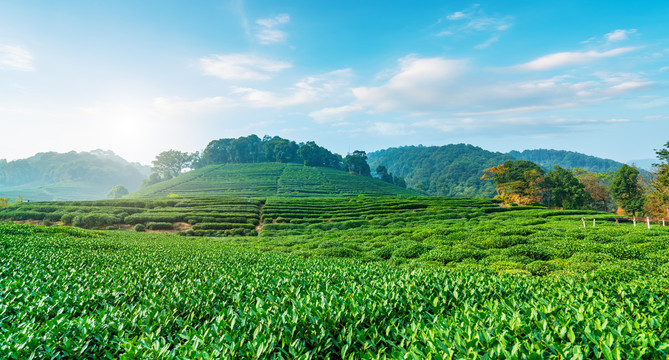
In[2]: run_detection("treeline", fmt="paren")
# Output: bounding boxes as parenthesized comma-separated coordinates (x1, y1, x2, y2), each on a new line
(483, 142, 669, 218)
(145, 135, 387, 187)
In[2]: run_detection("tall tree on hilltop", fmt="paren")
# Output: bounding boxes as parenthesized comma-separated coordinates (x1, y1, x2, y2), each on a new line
(151, 150, 194, 179)
(610, 164, 645, 216)
(345, 150, 371, 177)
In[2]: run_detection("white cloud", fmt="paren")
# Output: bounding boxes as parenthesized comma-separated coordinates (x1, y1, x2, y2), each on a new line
(605, 29, 636, 42)
(257, 14, 289, 28)
(369, 122, 414, 136)
(514, 47, 638, 71)
(317, 54, 654, 126)
(352, 56, 467, 112)
(232, 68, 353, 107)
(200, 54, 291, 80)
(446, 11, 467, 20)
(0, 44, 34, 71)
(309, 105, 364, 123)
(255, 14, 290, 44)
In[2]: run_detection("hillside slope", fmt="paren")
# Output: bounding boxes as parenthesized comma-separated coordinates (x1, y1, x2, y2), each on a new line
(367, 144, 513, 197)
(0, 150, 150, 201)
(128, 163, 421, 198)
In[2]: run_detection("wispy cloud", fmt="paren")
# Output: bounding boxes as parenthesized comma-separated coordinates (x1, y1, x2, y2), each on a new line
(0, 44, 34, 71)
(232, 68, 353, 107)
(255, 14, 290, 44)
(439, 5, 512, 40)
(475, 36, 499, 49)
(605, 29, 636, 42)
(200, 54, 291, 80)
(309, 105, 364, 124)
(513, 47, 638, 71)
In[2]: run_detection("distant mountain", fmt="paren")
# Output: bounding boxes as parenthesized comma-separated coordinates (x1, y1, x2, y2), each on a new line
(128, 162, 420, 198)
(0, 150, 150, 201)
(367, 144, 513, 197)
(508, 149, 624, 173)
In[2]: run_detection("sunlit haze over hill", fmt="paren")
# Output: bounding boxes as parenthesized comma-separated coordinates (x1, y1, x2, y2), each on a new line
(1, 0, 668, 164)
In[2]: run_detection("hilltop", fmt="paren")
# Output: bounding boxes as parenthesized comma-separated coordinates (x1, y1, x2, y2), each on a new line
(128, 162, 420, 198)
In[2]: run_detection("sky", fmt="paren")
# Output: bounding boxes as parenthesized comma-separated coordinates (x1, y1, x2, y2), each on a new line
(1, 0, 668, 165)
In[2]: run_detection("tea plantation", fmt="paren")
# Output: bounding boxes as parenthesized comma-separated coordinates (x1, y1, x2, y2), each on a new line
(128, 163, 421, 198)
(2, 196, 669, 357)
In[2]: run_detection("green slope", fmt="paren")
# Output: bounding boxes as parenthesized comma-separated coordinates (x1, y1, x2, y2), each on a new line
(127, 163, 421, 198)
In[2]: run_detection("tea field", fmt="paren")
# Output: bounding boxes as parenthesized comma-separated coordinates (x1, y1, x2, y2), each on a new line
(128, 163, 421, 198)
(2, 221, 669, 358)
(3, 196, 669, 357)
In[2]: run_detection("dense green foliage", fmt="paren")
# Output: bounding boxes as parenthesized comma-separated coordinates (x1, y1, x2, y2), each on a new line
(129, 163, 419, 198)
(508, 149, 624, 173)
(367, 144, 513, 197)
(0, 150, 150, 201)
(546, 166, 589, 209)
(194, 135, 345, 172)
(611, 164, 645, 216)
(3, 208, 669, 358)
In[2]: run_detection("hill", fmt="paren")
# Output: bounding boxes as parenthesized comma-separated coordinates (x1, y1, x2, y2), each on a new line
(128, 162, 421, 198)
(508, 149, 624, 173)
(0, 150, 150, 201)
(368, 145, 634, 198)
(367, 144, 513, 197)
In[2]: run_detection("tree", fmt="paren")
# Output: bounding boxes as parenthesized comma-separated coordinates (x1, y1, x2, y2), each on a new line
(376, 165, 394, 183)
(648, 141, 669, 217)
(482, 160, 546, 205)
(577, 172, 613, 211)
(610, 164, 645, 216)
(107, 185, 129, 199)
(393, 175, 407, 188)
(344, 150, 371, 176)
(545, 166, 588, 209)
(151, 150, 194, 179)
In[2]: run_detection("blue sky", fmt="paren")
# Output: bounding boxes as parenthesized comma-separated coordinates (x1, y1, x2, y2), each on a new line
(1, 0, 668, 165)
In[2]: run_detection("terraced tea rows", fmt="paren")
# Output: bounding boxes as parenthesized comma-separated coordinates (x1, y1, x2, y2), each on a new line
(0, 198, 262, 236)
(127, 163, 420, 198)
(2, 222, 669, 358)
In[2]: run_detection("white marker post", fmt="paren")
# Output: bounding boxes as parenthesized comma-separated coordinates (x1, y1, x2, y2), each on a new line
(647, 217, 651, 229)
(582, 217, 586, 228)
(633, 217, 637, 227)
(593, 218, 596, 227)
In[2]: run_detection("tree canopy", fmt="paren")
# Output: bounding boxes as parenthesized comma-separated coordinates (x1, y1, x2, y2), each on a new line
(545, 166, 588, 209)
(610, 164, 644, 216)
(107, 185, 129, 199)
(151, 150, 195, 180)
